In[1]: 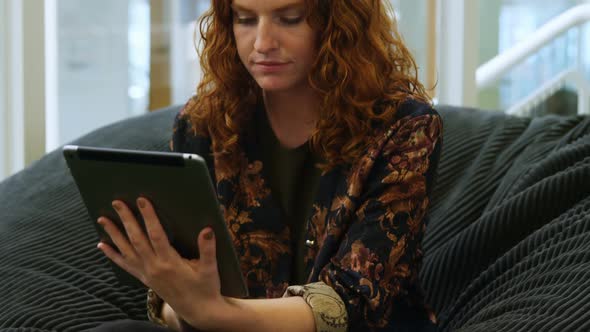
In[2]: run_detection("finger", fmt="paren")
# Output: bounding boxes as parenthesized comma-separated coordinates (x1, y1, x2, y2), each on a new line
(98, 217, 137, 260)
(112, 200, 154, 259)
(97, 241, 132, 275)
(137, 197, 173, 257)
(197, 227, 218, 273)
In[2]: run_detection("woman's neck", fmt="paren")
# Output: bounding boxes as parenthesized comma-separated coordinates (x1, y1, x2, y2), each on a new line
(262, 87, 320, 149)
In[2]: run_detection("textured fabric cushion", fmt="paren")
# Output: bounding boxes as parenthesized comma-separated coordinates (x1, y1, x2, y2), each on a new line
(422, 107, 590, 331)
(0, 105, 589, 331)
(0, 106, 178, 331)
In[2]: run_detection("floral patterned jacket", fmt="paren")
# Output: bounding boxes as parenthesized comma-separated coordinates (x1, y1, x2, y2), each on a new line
(165, 97, 442, 331)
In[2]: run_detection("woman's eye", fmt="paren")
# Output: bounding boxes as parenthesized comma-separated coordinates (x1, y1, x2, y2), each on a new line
(280, 16, 303, 25)
(235, 17, 257, 25)
(233, 15, 302, 26)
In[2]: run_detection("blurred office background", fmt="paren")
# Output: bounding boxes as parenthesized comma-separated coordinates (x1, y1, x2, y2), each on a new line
(1, 0, 590, 181)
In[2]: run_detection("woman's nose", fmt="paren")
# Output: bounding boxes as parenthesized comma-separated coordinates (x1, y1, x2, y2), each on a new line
(254, 19, 279, 53)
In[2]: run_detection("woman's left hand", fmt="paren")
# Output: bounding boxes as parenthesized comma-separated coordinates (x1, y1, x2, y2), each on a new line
(97, 197, 227, 330)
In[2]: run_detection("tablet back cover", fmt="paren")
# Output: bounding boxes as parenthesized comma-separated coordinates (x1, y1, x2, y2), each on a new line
(63, 145, 248, 298)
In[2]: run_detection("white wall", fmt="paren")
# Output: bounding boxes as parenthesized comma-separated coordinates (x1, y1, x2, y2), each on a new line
(0, 0, 6, 179)
(0, 0, 26, 182)
(22, 0, 48, 168)
(1, 0, 57, 182)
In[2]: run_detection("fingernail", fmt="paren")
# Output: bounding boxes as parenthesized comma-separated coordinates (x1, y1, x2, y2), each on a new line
(112, 202, 121, 211)
(204, 229, 214, 240)
(137, 198, 146, 209)
(97, 218, 104, 226)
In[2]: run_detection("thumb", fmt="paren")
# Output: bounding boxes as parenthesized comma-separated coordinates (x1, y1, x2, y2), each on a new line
(197, 227, 218, 271)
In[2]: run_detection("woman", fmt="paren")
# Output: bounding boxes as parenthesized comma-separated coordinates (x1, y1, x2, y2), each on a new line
(93, 0, 442, 331)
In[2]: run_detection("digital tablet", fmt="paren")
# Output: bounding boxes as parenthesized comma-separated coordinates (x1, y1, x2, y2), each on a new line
(63, 145, 248, 298)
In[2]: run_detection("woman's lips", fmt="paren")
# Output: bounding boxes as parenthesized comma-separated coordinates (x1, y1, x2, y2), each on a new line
(254, 61, 290, 73)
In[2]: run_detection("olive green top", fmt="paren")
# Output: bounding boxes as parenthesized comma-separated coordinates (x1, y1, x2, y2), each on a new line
(256, 108, 322, 284)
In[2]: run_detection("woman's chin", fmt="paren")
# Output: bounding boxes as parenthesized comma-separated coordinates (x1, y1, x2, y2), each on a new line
(255, 77, 300, 93)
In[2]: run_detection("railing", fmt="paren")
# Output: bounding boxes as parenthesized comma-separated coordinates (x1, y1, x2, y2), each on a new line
(506, 69, 590, 116)
(476, 4, 590, 116)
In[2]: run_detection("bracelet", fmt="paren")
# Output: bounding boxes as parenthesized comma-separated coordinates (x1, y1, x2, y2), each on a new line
(146, 288, 169, 327)
(283, 282, 348, 332)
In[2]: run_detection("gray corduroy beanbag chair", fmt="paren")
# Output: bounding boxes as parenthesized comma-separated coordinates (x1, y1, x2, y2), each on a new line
(0, 104, 589, 331)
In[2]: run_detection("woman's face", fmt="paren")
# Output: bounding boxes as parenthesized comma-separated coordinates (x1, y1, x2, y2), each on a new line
(231, 0, 317, 93)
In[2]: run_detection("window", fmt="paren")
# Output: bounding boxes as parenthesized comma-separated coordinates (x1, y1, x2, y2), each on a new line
(478, 0, 590, 112)
(0, 0, 210, 181)
(391, 0, 433, 94)
(54, 0, 208, 149)
(57, 0, 137, 147)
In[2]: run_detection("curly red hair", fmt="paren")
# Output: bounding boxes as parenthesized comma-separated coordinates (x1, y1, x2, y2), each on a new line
(187, 0, 431, 171)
